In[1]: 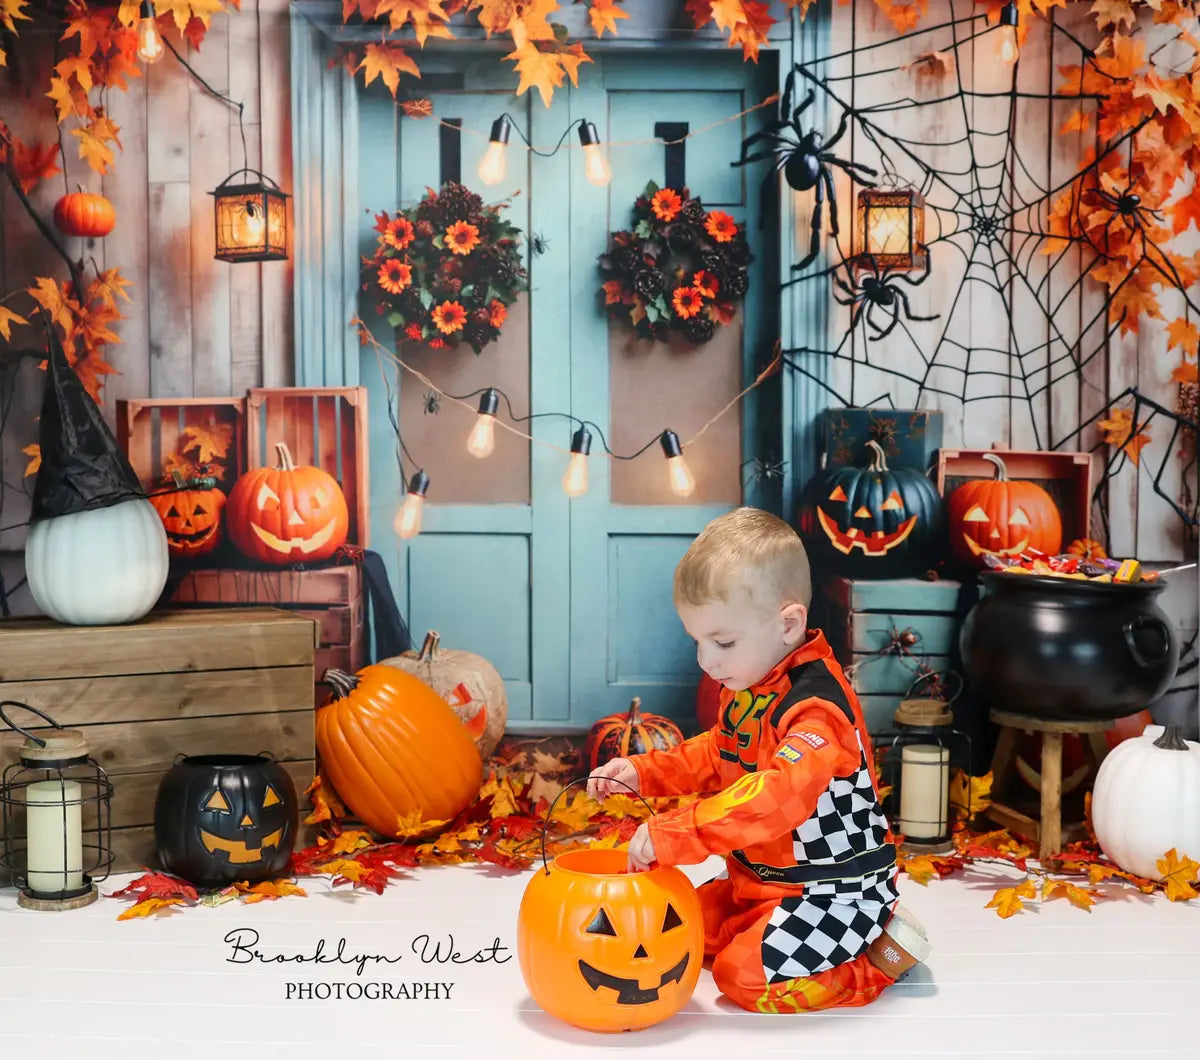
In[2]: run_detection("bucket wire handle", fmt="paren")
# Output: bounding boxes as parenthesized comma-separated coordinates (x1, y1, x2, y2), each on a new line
(540, 775, 657, 876)
(0, 701, 64, 747)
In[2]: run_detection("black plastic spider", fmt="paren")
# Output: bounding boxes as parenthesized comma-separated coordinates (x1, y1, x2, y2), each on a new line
(529, 232, 550, 256)
(421, 390, 441, 415)
(732, 68, 878, 270)
(1081, 177, 1165, 259)
(741, 454, 787, 489)
(833, 254, 938, 340)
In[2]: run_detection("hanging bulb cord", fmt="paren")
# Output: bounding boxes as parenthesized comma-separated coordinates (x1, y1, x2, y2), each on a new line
(163, 37, 251, 175)
(491, 113, 586, 158)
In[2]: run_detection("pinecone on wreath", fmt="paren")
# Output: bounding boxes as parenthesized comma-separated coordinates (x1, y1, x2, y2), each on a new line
(464, 322, 491, 349)
(618, 246, 646, 275)
(444, 276, 463, 296)
(415, 219, 435, 239)
(433, 182, 483, 223)
(681, 198, 706, 224)
(470, 307, 491, 326)
(685, 315, 716, 344)
(723, 269, 750, 297)
(634, 268, 664, 297)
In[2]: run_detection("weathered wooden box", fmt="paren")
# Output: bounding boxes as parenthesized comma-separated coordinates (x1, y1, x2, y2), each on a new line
(822, 577, 964, 733)
(115, 396, 246, 493)
(0, 609, 316, 875)
(171, 565, 365, 705)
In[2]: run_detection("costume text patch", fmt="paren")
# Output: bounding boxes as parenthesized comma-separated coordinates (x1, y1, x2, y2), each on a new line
(790, 731, 828, 750)
(775, 743, 805, 764)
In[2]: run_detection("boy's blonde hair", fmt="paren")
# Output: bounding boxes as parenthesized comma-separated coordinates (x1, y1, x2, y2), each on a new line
(674, 507, 812, 611)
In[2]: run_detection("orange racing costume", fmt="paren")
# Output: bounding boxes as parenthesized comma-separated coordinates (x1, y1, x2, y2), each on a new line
(630, 629, 899, 1013)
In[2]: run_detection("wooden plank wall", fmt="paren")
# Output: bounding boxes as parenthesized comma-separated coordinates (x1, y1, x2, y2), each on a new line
(0, 0, 293, 611)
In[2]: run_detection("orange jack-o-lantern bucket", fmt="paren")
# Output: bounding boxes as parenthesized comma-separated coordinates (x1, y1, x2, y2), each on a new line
(517, 778, 705, 1033)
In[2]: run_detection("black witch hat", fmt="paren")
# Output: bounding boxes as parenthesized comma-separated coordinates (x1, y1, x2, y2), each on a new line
(29, 326, 146, 522)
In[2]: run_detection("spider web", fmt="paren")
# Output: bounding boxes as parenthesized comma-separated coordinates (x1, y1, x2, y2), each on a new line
(774, 3, 1199, 537)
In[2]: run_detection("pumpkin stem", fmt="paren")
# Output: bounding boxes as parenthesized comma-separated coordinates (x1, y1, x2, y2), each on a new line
(320, 668, 359, 700)
(865, 440, 889, 473)
(274, 442, 296, 471)
(419, 630, 441, 661)
(982, 452, 1009, 481)
(169, 470, 187, 488)
(627, 696, 642, 722)
(1152, 723, 1188, 751)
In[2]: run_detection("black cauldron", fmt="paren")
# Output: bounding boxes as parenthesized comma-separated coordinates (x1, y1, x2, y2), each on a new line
(960, 572, 1179, 721)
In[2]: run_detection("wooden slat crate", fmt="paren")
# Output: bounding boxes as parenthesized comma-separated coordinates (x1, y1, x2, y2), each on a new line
(823, 577, 963, 733)
(115, 397, 246, 492)
(171, 565, 365, 705)
(0, 609, 316, 876)
(245, 387, 370, 548)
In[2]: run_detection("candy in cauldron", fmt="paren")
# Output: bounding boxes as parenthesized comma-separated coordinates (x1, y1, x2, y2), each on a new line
(960, 572, 1179, 722)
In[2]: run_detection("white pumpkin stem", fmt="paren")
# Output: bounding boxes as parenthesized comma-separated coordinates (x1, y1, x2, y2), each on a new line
(320, 668, 358, 700)
(274, 442, 296, 471)
(1152, 723, 1187, 751)
(982, 452, 1009, 481)
(627, 696, 642, 723)
(865, 440, 889, 473)
(419, 630, 441, 661)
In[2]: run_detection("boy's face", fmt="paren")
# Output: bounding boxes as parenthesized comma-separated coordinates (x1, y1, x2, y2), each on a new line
(677, 584, 808, 692)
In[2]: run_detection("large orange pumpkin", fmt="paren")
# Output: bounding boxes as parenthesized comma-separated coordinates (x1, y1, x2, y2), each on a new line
(148, 470, 225, 557)
(53, 190, 116, 238)
(585, 697, 684, 774)
(947, 452, 1062, 567)
(227, 442, 349, 565)
(315, 665, 482, 837)
(518, 847, 704, 1032)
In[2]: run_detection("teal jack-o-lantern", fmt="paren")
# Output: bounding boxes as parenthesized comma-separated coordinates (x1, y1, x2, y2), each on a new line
(797, 440, 943, 578)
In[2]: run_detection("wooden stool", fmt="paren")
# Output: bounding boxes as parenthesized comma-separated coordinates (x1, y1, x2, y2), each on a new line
(984, 710, 1112, 861)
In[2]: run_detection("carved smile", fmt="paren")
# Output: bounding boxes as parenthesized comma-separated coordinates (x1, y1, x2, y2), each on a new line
(817, 507, 918, 556)
(251, 518, 338, 555)
(962, 534, 1029, 559)
(577, 955, 689, 1005)
(199, 828, 284, 864)
(168, 526, 219, 544)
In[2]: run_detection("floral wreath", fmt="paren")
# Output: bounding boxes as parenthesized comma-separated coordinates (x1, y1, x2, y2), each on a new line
(598, 181, 753, 345)
(365, 181, 528, 355)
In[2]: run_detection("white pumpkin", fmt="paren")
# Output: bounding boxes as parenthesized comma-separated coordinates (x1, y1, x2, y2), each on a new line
(25, 498, 169, 626)
(1091, 723, 1200, 880)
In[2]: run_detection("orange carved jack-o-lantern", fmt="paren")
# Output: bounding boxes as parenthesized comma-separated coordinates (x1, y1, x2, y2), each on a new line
(227, 442, 349, 565)
(149, 470, 226, 557)
(947, 453, 1062, 567)
(518, 847, 704, 1033)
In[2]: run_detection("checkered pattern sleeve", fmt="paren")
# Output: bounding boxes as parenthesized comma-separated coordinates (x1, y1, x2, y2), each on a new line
(647, 701, 861, 866)
(630, 728, 725, 797)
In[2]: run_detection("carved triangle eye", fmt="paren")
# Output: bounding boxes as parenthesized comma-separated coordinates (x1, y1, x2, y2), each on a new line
(205, 790, 231, 812)
(1009, 508, 1030, 526)
(962, 504, 990, 523)
(585, 908, 617, 936)
(662, 903, 683, 932)
(880, 491, 903, 512)
(828, 484, 848, 502)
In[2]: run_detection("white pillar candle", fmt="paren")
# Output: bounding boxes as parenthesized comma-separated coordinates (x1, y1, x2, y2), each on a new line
(25, 779, 84, 894)
(897, 743, 950, 840)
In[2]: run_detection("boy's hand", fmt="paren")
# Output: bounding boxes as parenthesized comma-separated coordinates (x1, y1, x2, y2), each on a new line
(627, 823, 656, 872)
(586, 758, 640, 801)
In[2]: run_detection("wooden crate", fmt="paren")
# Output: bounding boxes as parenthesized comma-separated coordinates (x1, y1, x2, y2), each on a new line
(171, 564, 366, 705)
(936, 446, 1100, 547)
(245, 387, 370, 548)
(115, 397, 246, 493)
(823, 577, 963, 733)
(0, 609, 316, 876)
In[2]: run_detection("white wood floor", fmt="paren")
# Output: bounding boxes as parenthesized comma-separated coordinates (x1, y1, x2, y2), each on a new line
(1, 855, 1196, 1059)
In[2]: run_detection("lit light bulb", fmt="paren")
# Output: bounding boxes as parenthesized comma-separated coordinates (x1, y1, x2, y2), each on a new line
(995, 2, 1019, 65)
(236, 202, 266, 245)
(578, 120, 611, 187)
(466, 387, 500, 459)
(478, 116, 511, 187)
(660, 429, 695, 498)
(394, 471, 429, 540)
(136, 0, 165, 64)
(562, 426, 592, 498)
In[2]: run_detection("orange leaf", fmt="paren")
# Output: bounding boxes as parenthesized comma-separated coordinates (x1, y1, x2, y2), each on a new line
(357, 43, 421, 97)
(10, 139, 61, 194)
(589, 0, 628, 37)
(1171, 360, 1197, 386)
(304, 773, 349, 824)
(0, 304, 26, 341)
(1098, 406, 1152, 466)
(71, 122, 119, 175)
(1168, 318, 1200, 358)
(1157, 848, 1199, 901)
(400, 98, 434, 119)
(1089, 0, 1135, 33)
(235, 879, 308, 902)
(1107, 276, 1163, 337)
(1, 0, 30, 33)
(1173, 194, 1200, 237)
(374, 0, 453, 43)
(900, 854, 938, 885)
(1059, 109, 1090, 135)
(87, 268, 134, 310)
(180, 422, 232, 463)
(117, 897, 187, 920)
(325, 828, 373, 855)
(873, 0, 927, 33)
(728, 0, 775, 61)
(395, 809, 450, 837)
(502, 41, 569, 107)
(1043, 879, 1097, 910)
(22, 443, 40, 478)
(985, 877, 1036, 918)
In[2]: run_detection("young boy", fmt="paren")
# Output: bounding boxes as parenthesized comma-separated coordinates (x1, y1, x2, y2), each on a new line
(587, 507, 929, 1014)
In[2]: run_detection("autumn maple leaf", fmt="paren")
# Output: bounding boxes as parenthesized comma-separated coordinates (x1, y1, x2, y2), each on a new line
(1098, 406, 1152, 465)
(1041, 878, 1097, 910)
(985, 877, 1036, 918)
(949, 769, 992, 817)
(235, 880, 308, 902)
(180, 422, 232, 464)
(21, 443, 40, 477)
(109, 871, 200, 903)
(400, 98, 434, 118)
(375, 0, 454, 42)
(9, 139, 61, 193)
(357, 43, 421, 97)
(1167, 318, 1199, 359)
(117, 897, 188, 920)
(1173, 194, 1200, 237)
(589, 0, 627, 36)
(1156, 848, 1199, 901)
(0, 304, 26, 341)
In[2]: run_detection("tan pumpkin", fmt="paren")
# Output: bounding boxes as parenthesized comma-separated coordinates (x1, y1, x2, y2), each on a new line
(380, 630, 507, 758)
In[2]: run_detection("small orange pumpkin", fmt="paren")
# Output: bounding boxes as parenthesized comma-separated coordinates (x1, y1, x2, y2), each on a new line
(53, 190, 116, 238)
(315, 665, 482, 838)
(226, 442, 349, 565)
(1067, 537, 1107, 561)
(947, 452, 1062, 567)
(149, 470, 226, 557)
(585, 697, 684, 774)
(518, 846, 705, 1032)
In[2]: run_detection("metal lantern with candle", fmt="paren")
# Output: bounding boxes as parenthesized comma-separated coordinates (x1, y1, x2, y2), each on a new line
(854, 186, 927, 274)
(874, 676, 971, 853)
(211, 169, 290, 263)
(0, 702, 113, 910)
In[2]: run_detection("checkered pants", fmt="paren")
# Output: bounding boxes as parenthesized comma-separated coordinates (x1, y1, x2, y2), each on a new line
(760, 864, 899, 981)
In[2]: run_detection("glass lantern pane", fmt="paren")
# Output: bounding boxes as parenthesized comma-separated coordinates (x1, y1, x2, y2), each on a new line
(867, 205, 912, 256)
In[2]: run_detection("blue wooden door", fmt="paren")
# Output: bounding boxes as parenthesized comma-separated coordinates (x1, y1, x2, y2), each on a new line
(359, 52, 776, 731)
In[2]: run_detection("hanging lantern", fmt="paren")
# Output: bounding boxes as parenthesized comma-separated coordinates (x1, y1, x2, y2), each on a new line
(0, 702, 113, 911)
(854, 187, 927, 273)
(211, 169, 290, 263)
(874, 692, 971, 852)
